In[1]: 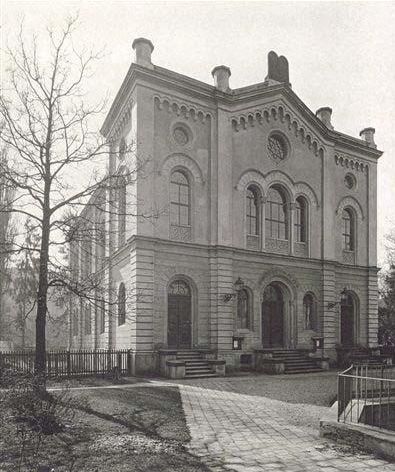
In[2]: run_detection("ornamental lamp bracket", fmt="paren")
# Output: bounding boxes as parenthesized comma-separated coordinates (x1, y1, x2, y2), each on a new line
(223, 277, 244, 302)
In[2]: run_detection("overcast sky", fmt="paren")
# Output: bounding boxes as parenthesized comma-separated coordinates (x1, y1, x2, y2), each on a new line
(2, 0, 395, 266)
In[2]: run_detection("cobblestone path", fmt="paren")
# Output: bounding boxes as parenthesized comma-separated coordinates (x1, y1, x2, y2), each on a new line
(178, 383, 395, 472)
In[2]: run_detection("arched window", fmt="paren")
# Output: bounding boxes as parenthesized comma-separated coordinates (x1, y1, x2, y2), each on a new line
(118, 178, 126, 247)
(237, 288, 250, 329)
(170, 171, 190, 226)
(342, 208, 354, 251)
(99, 299, 105, 334)
(303, 293, 316, 330)
(84, 305, 91, 335)
(246, 186, 259, 236)
(295, 197, 307, 243)
(72, 309, 78, 337)
(119, 137, 126, 160)
(265, 187, 288, 240)
(118, 283, 126, 326)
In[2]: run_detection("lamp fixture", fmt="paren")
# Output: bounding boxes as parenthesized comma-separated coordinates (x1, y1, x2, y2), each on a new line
(223, 277, 244, 302)
(327, 287, 348, 310)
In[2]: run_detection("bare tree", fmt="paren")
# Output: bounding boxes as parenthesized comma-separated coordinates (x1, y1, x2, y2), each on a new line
(0, 17, 149, 384)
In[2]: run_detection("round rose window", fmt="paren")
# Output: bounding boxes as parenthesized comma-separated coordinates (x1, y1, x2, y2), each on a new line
(345, 173, 356, 190)
(268, 134, 287, 161)
(173, 126, 189, 146)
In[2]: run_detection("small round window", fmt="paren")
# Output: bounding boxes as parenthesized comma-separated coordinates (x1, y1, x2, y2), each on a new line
(345, 173, 356, 190)
(268, 133, 287, 161)
(173, 126, 189, 146)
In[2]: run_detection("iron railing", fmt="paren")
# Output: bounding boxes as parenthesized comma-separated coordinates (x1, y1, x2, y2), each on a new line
(338, 364, 395, 430)
(0, 349, 132, 378)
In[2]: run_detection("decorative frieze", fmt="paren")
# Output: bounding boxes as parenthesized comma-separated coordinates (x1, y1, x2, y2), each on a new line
(342, 250, 355, 265)
(247, 235, 260, 250)
(294, 242, 307, 257)
(265, 237, 289, 254)
(154, 95, 213, 123)
(170, 225, 191, 242)
(230, 103, 325, 158)
(334, 153, 368, 173)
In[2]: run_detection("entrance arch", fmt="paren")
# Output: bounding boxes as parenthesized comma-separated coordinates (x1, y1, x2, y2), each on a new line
(167, 279, 192, 348)
(340, 292, 357, 347)
(262, 283, 285, 348)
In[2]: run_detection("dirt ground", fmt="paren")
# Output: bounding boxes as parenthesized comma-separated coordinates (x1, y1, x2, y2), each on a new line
(0, 385, 211, 472)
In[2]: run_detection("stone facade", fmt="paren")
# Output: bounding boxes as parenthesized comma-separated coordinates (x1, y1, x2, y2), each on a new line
(69, 39, 382, 373)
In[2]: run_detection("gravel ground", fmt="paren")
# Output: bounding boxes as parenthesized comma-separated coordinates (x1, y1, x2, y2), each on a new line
(168, 370, 339, 407)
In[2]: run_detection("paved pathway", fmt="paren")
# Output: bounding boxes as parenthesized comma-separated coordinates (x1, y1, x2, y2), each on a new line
(177, 381, 395, 472)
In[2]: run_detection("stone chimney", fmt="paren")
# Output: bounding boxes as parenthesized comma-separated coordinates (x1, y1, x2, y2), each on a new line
(316, 107, 334, 130)
(211, 65, 231, 92)
(132, 38, 154, 69)
(266, 51, 289, 84)
(359, 127, 376, 148)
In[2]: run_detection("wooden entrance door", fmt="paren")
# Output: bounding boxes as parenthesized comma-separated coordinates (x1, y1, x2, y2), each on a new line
(341, 294, 354, 347)
(262, 284, 284, 348)
(167, 280, 191, 349)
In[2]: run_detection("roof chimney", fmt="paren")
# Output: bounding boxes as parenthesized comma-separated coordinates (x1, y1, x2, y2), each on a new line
(359, 127, 376, 148)
(316, 107, 333, 130)
(132, 38, 154, 69)
(266, 51, 289, 84)
(211, 65, 231, 92)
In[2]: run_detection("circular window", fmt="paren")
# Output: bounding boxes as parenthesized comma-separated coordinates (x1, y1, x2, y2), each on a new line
(173, 126, 189, 146)
(345, 173, 356, 190)
(267, 133, 287, 161)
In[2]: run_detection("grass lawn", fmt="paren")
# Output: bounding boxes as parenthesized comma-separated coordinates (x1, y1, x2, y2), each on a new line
(0, 385, 211, 472)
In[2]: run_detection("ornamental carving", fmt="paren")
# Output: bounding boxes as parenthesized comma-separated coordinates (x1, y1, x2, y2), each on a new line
(170, 225, 191, 242)
(265, 237, 289, 254)
(257, 267, 299, 294)
(342, 250, 355, 265)
(247, 235, 260, 250)
(294, 242, 307, 257)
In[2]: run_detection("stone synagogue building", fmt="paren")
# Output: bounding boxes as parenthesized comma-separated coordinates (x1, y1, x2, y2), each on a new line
(69, 39, 382, 377)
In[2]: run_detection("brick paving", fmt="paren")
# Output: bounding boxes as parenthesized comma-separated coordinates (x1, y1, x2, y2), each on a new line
(177, 379, 395, 471)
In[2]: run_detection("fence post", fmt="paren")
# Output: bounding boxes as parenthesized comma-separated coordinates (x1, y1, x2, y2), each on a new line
(67, 351, 71, 377)
(127, 349, 132, 376)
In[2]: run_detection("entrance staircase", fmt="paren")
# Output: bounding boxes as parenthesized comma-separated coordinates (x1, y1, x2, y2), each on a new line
(176, 350, 218, 379)
(269, 349, 324, 374)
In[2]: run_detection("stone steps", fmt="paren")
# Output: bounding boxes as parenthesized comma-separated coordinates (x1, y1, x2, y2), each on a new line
(266, 349, 324, 374)
(176, 350, 219, 379)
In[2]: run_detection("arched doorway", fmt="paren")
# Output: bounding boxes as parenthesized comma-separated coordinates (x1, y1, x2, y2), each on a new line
(340, 293, 355, 347)
(262, 283, 285, 348)
(167, 279, 192, 348)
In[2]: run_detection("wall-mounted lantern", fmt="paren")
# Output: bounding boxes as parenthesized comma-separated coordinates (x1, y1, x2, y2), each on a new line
(232, 336, 243, 350)
(327, 288, 348, 310)
(223, 277, 244, 302)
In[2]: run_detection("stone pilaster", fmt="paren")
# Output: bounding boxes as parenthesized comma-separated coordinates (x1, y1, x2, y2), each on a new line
(367, 268, 379, 347)
(322, 264, 337, 358)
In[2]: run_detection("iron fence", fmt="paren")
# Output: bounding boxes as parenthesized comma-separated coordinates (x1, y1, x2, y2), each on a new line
(0, 349, 132, 378)
(338, 364, 395, 431)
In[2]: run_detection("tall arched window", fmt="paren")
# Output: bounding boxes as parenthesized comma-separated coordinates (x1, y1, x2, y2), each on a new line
(84, 305, 91, 335)
(170, 171, 190, 226)
(119, 137, 126, 160)
(303, 293, 316, 330)
(342, 208, 354, 251)
(246, 186, 259, 236)
(265, 187, 288, 239)
(237, 288, 250, 329)
(118, 178, 126, 247)
(118, 283, 126, 326)
(99, 299, 105, 334)
(295, 197, 307, 243)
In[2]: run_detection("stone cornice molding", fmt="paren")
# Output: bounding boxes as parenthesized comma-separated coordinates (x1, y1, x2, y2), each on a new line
(336, 196, 364, 221)
(230, 103, 326, 158)
(235, 169, 320, 209)
(334, 152, 369, 173)
(158, 153, 205, 184)
(154, 95, 213, 123)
